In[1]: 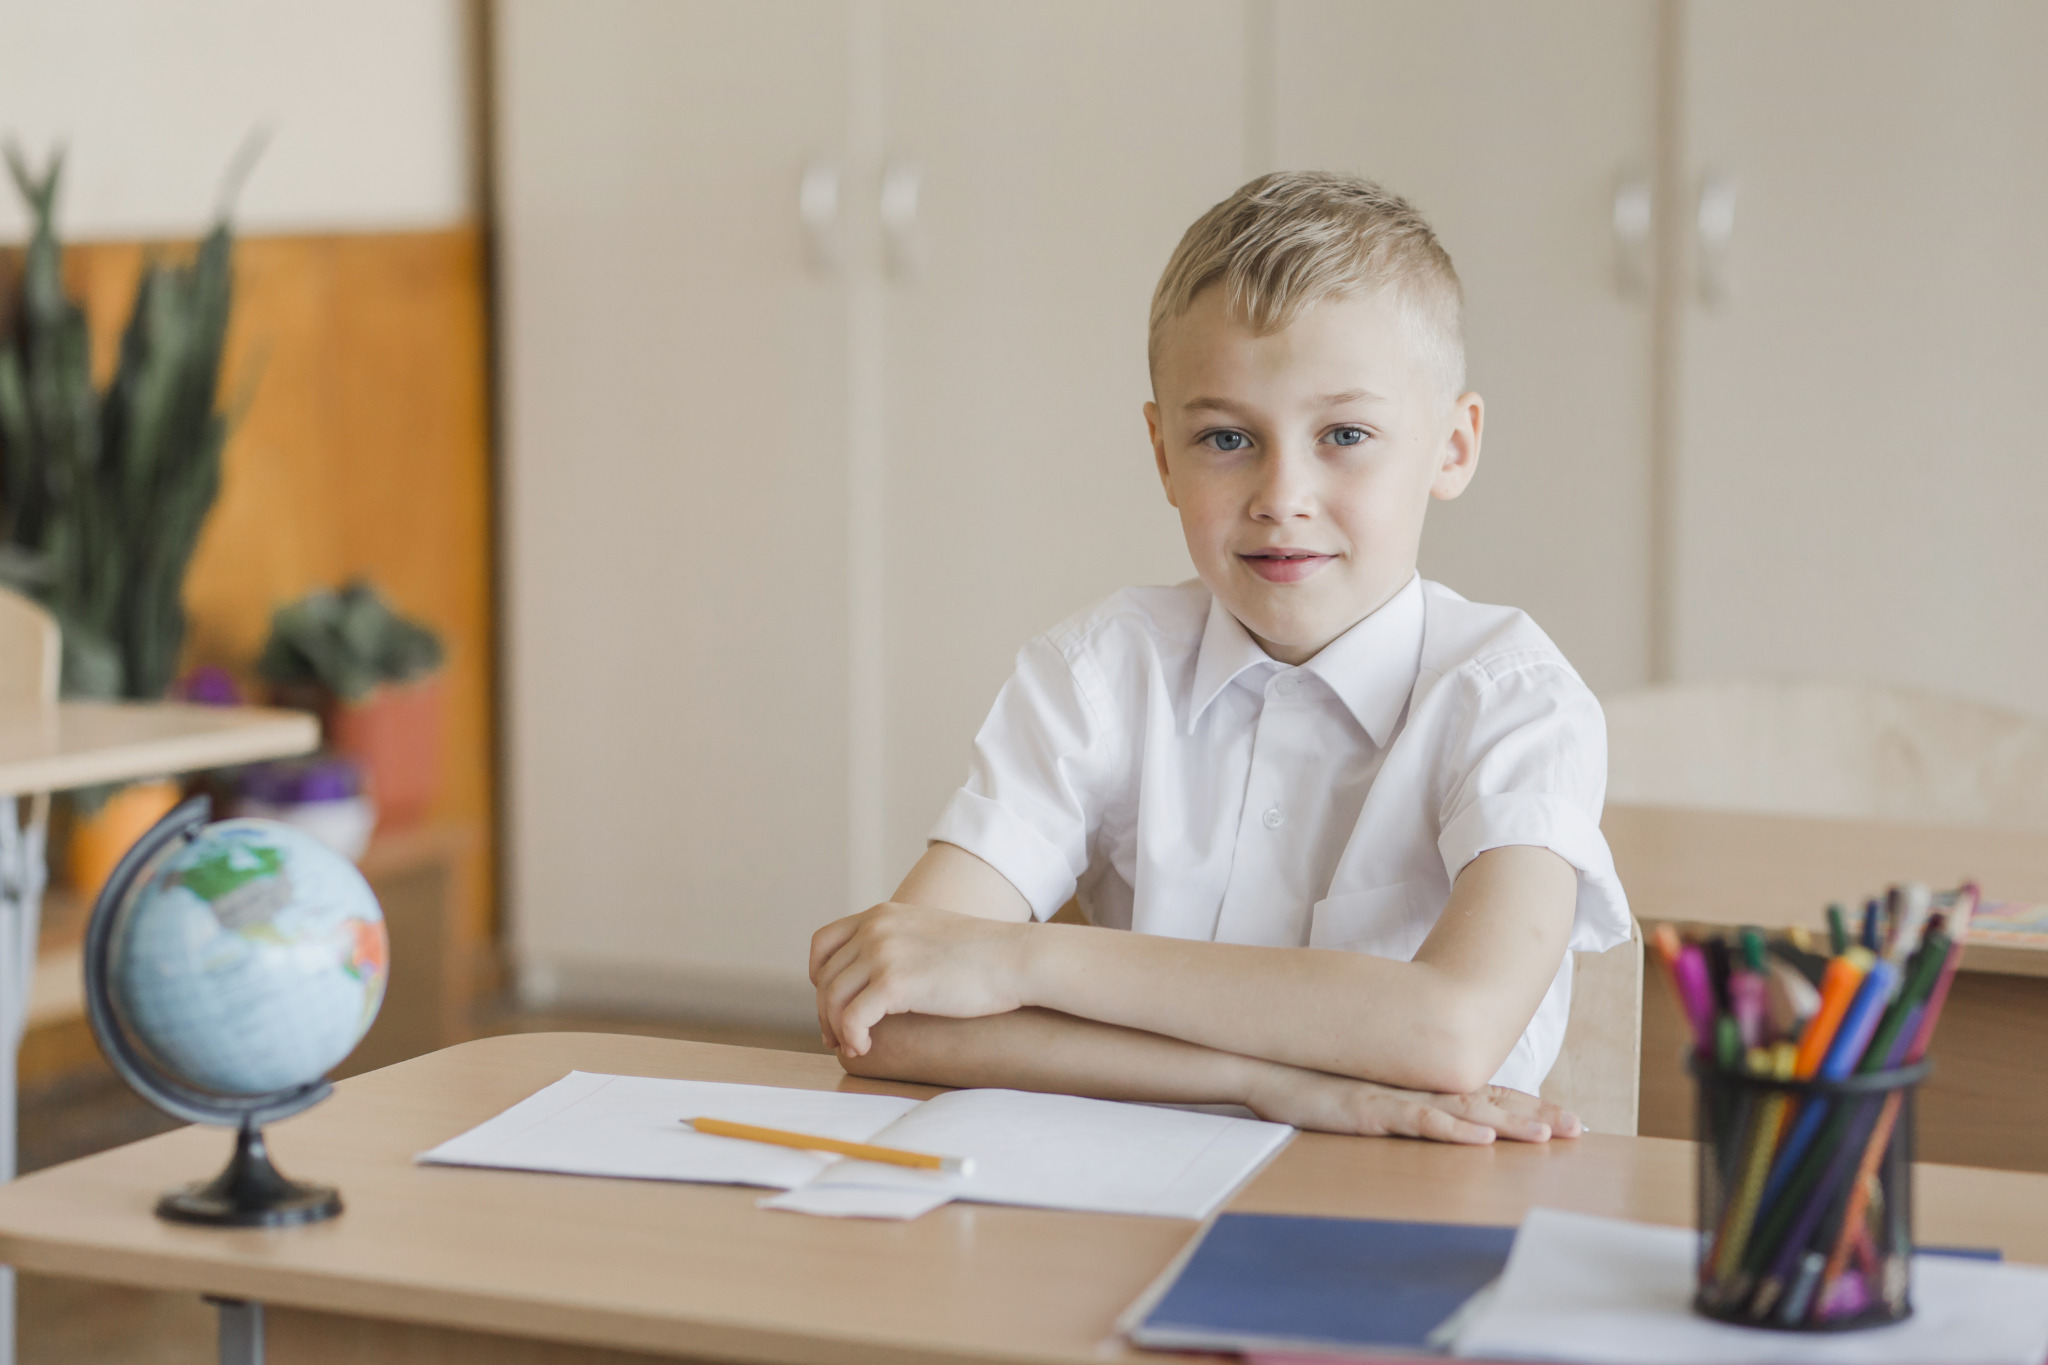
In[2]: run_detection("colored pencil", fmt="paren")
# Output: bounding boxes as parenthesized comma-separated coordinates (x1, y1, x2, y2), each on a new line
(685, 1117, 973, 1174)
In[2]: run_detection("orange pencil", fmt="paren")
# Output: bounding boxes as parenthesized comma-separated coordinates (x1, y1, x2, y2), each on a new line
(686, 1117, 974, 1175)
(1793, 949, 1873, 1079)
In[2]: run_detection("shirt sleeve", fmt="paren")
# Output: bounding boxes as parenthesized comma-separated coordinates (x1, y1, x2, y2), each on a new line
(927, 635, 1121, 920)
(1435, 657, 1632, 953)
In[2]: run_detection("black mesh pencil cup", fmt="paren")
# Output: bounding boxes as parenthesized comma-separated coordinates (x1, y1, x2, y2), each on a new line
(1691, 1055, 1928, 1331)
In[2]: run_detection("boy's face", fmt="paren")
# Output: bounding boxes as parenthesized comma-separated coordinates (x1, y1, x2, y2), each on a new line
(1145, 288, 1482, 666)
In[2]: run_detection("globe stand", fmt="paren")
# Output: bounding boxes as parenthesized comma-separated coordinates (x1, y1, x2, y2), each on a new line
(157, 1118, 342, 1227)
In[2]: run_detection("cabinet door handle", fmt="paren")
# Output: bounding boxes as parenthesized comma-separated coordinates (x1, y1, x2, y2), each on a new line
(880, 160, 921, 282)
(1612, 171, 1653, 298)
(799, 160, 841, 275)
(1696, 173, 1737, 306)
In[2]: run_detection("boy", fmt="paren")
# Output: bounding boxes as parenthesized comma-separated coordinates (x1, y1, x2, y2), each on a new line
(810, 173, 1631, 1144)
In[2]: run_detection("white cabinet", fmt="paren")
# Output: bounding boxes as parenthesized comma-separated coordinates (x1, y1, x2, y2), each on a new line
(499, 0, 854, 1014)
(875, 0, 1237, 877)
(500, 1, 1237, 1018)
(1671, 1, 2048, 718)
(1270, 0, 1662, 693)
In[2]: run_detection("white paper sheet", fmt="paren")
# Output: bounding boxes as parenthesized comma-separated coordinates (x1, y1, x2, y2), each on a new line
(760, 1087, 1293, 1220)
(420, 1073, 1292, 1223)
(1453, 1208, 2048, 1365)
(416, 1071, 921, 1189)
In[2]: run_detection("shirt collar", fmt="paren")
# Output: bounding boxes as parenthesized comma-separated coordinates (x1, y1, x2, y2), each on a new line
(1185, 574, 1426, 747)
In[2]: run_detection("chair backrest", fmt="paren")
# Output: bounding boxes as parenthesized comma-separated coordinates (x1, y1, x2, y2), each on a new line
(0, 587, 58, 710)
(1604, 680, 2048, 830)
(1539, 919, 1643, 1135)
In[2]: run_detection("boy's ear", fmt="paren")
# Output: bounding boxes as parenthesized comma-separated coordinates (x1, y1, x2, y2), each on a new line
(1144, 400, 1178, 507)
(1430, 391, 1484, 502)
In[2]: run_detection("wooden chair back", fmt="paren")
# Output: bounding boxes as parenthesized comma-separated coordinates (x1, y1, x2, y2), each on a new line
(1539, 918, 1643, 1135)
(0, 587, 58, 711)
(1604, 680, 2048, 829)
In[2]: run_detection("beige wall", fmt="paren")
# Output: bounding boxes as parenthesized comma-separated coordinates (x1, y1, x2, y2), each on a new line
(0, 0, 471, 237)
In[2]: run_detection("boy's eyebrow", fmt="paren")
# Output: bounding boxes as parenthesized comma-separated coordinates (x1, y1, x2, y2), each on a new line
(1181, 389, 1388, 415)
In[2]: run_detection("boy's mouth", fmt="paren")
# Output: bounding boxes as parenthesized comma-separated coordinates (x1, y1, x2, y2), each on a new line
(1239, 549, 1334, 584)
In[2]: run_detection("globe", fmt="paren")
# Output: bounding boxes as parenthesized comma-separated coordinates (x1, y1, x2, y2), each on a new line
(109, 817, 387, 1094)
(84, 795, 390, 1226)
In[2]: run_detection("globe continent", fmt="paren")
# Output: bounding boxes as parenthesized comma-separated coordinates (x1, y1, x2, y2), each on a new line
(109, 819, 388, 1097)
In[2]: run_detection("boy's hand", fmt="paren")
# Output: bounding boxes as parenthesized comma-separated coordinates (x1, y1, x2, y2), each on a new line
(1243, 1066, 1583, 1145)
(810, 903, 1029, 1056)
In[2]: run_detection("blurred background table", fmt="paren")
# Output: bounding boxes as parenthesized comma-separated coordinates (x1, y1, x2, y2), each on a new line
(1606, 802, 2048, 1170)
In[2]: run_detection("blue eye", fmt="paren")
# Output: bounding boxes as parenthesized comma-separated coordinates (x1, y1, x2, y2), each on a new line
(1329, 426, 1367, 447)
(1205, 430, 1251, 452)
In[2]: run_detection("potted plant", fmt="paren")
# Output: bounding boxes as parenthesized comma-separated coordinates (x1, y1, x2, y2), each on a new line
(0, 144, 254, 896)
(256, 580, 446, 832)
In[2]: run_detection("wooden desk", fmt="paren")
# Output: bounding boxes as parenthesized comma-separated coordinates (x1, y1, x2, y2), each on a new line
(1605, 803, 2048, 1171)
(0, 1033, 2045, 1365)
(0, 656, 318, 1364)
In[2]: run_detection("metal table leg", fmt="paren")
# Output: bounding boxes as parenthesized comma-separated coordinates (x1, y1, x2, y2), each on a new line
(0, 791, 49, 1365)
(211, 1298, 265, 1365)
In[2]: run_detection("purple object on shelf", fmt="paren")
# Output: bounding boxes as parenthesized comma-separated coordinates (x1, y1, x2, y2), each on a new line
(238, 755, 362, 806)
(178, 665, 244, 707)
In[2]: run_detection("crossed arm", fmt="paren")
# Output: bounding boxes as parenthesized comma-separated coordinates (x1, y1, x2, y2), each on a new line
(808, 841, 1584, 1145)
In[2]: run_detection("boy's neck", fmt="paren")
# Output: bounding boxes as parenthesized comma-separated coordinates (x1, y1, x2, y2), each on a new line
(1243, 570, 1420, 667)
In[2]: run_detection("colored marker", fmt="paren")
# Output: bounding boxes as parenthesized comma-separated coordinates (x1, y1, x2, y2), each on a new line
(1674, 943, 1717, 1053)
(1885, 884, 1931, 963)
(1765, 957, 1821, 1041)
(1793, 949, 1874, 1079)
(1826, 903, 1849, 955)
(1729, 969, 1766, 1049)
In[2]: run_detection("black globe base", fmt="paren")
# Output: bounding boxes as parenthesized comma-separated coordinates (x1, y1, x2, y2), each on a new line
(156, 1120, 342, 1228)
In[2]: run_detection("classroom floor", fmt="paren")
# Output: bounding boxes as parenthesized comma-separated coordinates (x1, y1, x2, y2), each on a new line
(15, 1003, 825, 1364)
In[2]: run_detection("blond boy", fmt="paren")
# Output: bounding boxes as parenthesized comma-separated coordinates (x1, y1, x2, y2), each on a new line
(809, 173, 1631, 1144)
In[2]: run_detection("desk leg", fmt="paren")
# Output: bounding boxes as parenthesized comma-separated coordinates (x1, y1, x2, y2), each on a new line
(213, 1298, 265, 1365)
(0, 792, 50, 1365)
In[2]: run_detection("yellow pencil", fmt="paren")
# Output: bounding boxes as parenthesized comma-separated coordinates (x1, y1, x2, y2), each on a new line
(685, 1117, 974, 1175)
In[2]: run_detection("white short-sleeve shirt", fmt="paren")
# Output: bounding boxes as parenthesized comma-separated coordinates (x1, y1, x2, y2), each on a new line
(928, 574, 1632, 1093)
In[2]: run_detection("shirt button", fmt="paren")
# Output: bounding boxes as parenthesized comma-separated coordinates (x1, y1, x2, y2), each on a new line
(1262, 806, 1285, 829)
(1274, 674, 1299, 698)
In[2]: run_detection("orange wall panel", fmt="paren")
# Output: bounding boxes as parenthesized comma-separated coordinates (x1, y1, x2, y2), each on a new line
(53, 228, 496, 942)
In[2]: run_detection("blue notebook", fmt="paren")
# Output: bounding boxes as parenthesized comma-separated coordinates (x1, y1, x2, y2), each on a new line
(1126, 1213, 1515, 1356)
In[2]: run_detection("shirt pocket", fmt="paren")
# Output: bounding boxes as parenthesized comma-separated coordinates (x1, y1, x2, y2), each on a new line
(1309, 881, 1432, 960)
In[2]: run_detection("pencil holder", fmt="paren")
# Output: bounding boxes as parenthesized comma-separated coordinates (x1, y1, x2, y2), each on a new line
(1689, 1055, 1929, 1331)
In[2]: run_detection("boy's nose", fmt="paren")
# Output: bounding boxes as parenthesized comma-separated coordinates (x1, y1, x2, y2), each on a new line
(1249, 450, 1317, 521)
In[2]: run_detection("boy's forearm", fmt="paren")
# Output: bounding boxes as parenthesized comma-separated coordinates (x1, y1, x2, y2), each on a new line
(1010, 847, 1578, 1093)
(840, 1007, 1271, 1108)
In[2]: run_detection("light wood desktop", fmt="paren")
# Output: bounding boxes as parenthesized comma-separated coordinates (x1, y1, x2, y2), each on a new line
(1605, 802, 2048, 1171)
(1, 1032, 2045, 1365)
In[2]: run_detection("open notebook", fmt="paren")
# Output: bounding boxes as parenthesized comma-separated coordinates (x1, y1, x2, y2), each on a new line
(417, 1071, 1292, 1221)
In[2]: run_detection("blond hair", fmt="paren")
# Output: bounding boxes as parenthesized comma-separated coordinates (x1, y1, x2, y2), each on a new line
(1148, 171, 1465, 402)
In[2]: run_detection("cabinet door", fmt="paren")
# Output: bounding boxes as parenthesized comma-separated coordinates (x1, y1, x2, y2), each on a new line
(498, 0, 850, 1005)
(1271, 0, 1660, 693)
(875, 1, 1243, 882)
(1674, 2, 2048, 716)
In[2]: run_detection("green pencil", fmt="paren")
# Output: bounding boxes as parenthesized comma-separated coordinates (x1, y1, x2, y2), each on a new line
(1826, 903, 1849, 956)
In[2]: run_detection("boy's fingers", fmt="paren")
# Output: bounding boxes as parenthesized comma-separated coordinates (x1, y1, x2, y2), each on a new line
(809, 916, 860, 983)
(840, 986, 896, 1058)
(820, 962, 875, 1044)
(815, 932, 874, 1003)
(1440, 1092, 1549, 1143)
(1413, 1104, 1495, 1146)
(1487, 1086, 1584, 1138)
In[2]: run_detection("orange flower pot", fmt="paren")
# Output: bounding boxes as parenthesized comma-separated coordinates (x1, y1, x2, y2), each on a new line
(67, 779, 183, 904)
(327, 676, 445, 833)
(269, 675, 445, 835)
